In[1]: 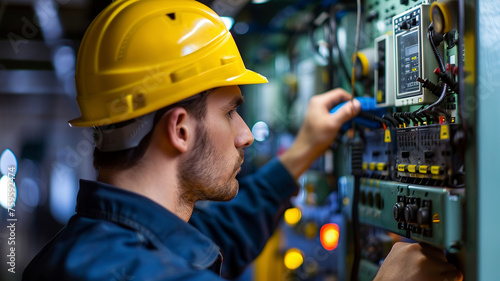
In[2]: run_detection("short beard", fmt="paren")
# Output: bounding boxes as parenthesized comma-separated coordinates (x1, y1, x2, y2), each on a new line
(177, 123, 242, 206)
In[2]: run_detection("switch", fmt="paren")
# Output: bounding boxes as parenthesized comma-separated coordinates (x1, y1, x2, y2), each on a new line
(368, 192, 374, 207)
(404, 204, 419, 224)
(399, 20, 409, 30)
(375, 193, 382, 209)
(367, 11, 379, 22)
(393, 202, 405, 222)
(417, 207, 431, 227)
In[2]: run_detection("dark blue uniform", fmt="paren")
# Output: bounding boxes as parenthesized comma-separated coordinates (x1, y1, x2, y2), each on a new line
(23, 158, 298, 280)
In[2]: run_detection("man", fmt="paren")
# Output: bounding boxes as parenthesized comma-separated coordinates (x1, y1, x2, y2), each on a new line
(24, 0, 462, 280)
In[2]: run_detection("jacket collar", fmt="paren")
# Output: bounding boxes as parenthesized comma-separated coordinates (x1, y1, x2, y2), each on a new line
(75, 179, 220, 269)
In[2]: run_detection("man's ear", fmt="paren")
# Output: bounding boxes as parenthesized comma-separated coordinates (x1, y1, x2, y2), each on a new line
(164, 107, 192, 153)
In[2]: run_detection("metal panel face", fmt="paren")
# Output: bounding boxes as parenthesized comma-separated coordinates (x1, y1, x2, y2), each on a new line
(340, 176, 464, 251)
(477, 0, 500, 280)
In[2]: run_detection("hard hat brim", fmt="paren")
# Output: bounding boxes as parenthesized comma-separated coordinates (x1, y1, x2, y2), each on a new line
(224, 69, 268, 85)
(69, 69, 268, 127)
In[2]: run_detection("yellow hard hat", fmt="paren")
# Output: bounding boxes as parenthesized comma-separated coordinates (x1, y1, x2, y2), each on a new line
(69, 0, 267, 127)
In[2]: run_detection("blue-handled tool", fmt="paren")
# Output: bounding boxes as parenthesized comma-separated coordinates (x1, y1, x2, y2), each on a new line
(330, 97, 387, 130)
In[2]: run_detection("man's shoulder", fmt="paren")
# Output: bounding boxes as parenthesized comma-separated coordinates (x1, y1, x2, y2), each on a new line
(23, 215, 184, 280)
(26, 216, 146, 264)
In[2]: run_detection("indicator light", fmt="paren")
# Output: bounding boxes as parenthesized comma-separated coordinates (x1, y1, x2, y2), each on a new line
(284, 207, 301, 226)
(283, 248, 304, 270)
(320, 223, 340, 251)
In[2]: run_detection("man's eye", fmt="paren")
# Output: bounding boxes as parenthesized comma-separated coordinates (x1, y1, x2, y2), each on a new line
(227, 109, 236, 118)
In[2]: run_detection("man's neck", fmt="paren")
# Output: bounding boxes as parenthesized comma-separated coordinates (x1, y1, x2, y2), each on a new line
(97, 162, 194, 222)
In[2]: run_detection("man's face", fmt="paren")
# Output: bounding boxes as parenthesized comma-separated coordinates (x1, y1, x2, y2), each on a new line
(178, 86, 254, 203)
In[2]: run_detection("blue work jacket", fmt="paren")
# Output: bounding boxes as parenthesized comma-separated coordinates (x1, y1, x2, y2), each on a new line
(23, 158, 298, 280)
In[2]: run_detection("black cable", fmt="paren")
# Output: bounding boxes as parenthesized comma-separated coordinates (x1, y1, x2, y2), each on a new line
(427, 23, 446, 73)
(413, 24, 449, 118)
(403, 112, 419, 125)
(417, 83, 449, 117)
(410, 112, 425, 124)
(393, 112, 408, 125)
(329, 4, 352, 82)
(358, 111, 393, 128)
(398, 112, 412, 125)
(383, 114, 399, 127)
(416, 110, 431, 124)
(373, 115, 392, 128)
(392, 113, 405, 126)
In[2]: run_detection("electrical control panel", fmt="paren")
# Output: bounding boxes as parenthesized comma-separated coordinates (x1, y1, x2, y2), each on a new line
(336, 0, 464, 279)
(238, 0, 469, 278)
(394, 5, 442, 106)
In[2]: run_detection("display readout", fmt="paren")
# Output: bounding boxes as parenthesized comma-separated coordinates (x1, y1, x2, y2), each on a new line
(397, 30, 420, 95)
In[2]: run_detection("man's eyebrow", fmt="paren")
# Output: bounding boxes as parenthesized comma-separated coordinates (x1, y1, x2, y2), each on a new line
(229, 96, 245, 108)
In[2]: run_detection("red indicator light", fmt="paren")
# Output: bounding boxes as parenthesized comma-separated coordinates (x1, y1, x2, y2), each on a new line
(320, 223, 340, 251)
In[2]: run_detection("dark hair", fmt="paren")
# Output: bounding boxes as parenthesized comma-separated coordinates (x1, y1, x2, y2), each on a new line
(93, 91, 210, 170)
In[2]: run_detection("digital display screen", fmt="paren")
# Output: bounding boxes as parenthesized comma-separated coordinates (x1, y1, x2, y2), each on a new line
(405, 45, 419, 56)
(397, 30, 420, 96)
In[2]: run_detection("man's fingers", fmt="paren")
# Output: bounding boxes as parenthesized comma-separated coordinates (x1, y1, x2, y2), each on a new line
(330, 99, 361, 126)
(314, 88, 353, 110)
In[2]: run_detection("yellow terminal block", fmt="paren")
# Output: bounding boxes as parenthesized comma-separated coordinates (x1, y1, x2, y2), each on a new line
(440, 125, 450, 140)
(362, 162, 368, 170)
(419, 165, 429, 174)
(407, 165, 417, 173)
(431, 166, 442, 175)
(369, 162, 376, 171)
(376, 163, 387, 171)
(397, 164, 406, 172)
(384, 129, 392, 143)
